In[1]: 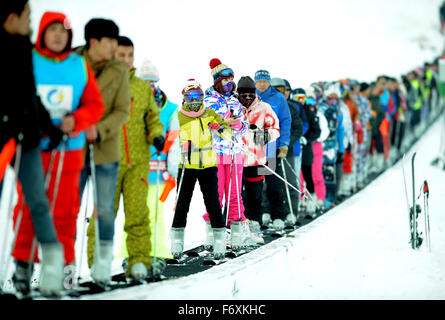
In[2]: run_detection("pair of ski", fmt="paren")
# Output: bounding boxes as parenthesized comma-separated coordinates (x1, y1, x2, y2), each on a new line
(167, 244, 254, 266)
(402, 152, 431, 251)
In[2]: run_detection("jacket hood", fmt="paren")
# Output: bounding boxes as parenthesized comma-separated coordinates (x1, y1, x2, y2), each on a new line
(35, 11, 72, 60)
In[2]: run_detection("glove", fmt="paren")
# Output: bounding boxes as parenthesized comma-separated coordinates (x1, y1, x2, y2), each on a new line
(46, 127, 64, 150)
(153, 136, 165, 152)
(253, 130, 269, 146)
(277, 146, 288, 159)
(208, 122, 224, 134)
(300, 136, 307, 145)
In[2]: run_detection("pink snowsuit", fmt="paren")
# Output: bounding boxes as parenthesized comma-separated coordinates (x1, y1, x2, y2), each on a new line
(311, 141, 326, 200)
(202, 86, 249, 226)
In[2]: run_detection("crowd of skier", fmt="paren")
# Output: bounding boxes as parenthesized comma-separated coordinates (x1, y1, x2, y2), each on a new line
(1, 1, 444, 298)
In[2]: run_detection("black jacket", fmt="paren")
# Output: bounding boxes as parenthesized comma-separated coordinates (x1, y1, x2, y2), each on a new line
(287, 99, 303, 155)
(301, 104, 321, 166)
(0, 29, 57, 152)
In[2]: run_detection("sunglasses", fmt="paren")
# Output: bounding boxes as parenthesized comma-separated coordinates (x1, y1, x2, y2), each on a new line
(185, 90, 203, 102)
(239, 93, 256, 100)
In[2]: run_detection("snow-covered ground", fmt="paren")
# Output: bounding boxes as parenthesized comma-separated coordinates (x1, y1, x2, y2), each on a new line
(0, 0, 444, 300)
(78, 115, 445, 300)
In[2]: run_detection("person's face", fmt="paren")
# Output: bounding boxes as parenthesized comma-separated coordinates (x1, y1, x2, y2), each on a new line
(44, 22, 69, 53)
(91, 36, 118, 62)
(255, 80, 269, 93)
(5, 3, 31, 36)
(221, 76, 234, 85)
(284, 87, 291, 99)
(114, 45, 134, 70)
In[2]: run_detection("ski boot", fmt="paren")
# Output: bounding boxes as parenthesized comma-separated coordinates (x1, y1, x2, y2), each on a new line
(12, 260, 34, 297)
(247, 220, 264, 245)
(230, 221, 244, 251)
(130, 262, 148, 282)
(170, 227, 185, 259)
(91, 240, 114, 288)
(39, 243, 64, 297)
(262, 213, 271, 226)
(306, 194, 318, 218)
(212, 228, 226, 260)
(272, 218, 285, 232)
(204, 221, 213, 251)
(150, 257, 166, 280)
(285, 213, 297, 226)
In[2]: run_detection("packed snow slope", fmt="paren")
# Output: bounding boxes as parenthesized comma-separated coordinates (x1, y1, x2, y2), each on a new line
(0, 0, 443, 299)
(84, 117, 445, 300)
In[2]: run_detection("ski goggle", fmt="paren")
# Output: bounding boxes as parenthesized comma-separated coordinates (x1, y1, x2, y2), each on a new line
(216, 68, 234, 79)
(306, 98, 316, 106)
(184, 90, 203, 103)
(295, 94, 306, 104)
(275, 86, 285, 94)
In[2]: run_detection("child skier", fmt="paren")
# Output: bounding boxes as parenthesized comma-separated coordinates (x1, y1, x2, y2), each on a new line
(203, 58, 249, 250)
(171, 79, 231, 260)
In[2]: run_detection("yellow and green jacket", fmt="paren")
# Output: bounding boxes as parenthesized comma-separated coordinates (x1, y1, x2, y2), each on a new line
(120, 69, 163, 166)
(178, 103, 231, 170)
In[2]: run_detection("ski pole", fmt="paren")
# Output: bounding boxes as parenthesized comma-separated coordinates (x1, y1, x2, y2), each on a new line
(282, 157, 321, 211)
(401, 153, 412, 246)
(0, 133, 23, 291)
(77, 178, 91, 282)
(225, 152, 234, 227)
(220, 131, 303, 195)
(423, 180, 431, 252)
(28, 135, 68, 266)
(174, 152, 187, 210)
(233, 150, 242, 222)
(411, 152, 417, 249)
(281, 158, 294, 217)
(88, 142, 102, 269)
(152, 151, 161, 277)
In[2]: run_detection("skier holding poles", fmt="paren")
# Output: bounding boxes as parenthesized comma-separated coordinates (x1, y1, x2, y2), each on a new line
(237, 76, 280, 243)
(202, 58, 250, 250)
(171, 79, 232, 260)
(9, 11, 104, 297)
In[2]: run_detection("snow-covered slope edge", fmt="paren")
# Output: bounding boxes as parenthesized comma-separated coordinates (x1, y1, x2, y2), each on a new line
(82, 117, 445, 300)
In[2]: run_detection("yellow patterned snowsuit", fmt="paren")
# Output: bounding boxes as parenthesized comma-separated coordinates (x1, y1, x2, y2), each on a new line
(87, 69, 163, 275)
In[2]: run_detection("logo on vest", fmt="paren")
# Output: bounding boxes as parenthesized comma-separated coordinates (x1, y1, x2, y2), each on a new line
(37, 85, 73, 119)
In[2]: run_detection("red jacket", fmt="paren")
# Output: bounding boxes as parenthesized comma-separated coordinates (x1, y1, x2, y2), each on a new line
(35, 11, 104, 136)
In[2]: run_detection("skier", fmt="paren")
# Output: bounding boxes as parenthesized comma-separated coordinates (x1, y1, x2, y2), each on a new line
(340, 81, 360, 197)
(254, 70, 292, 231)
(75, 18, 131, 286)
(111, 36, 165, 281)
(11, 11, 105, 295)
(0, 2, 68, 297)
(126, 58, 180, 276)
(292, 88, 321, 215)
(270, 78, 303, 225)
(171, 79, 231, 260)
(321, 82, 345, 208)
(368, 82, 385, 173)
(306, 88, 329, 210)
(203, 58, 249, 250)
(237, 76, 280, 244)
(353, 82, 373, 188)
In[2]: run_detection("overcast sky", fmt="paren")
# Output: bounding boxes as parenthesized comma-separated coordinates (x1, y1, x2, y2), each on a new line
(29, 0, 443, 103)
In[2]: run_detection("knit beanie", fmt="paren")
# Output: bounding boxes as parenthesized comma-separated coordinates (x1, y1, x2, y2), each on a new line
(209, 58, 234, 84)
(254, 70, 271, 82)
(137, 59, 160, 82)
(237, 76, 256, 94)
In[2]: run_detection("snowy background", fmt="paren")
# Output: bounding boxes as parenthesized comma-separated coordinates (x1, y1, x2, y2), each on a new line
(0, 0, 444, 299)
